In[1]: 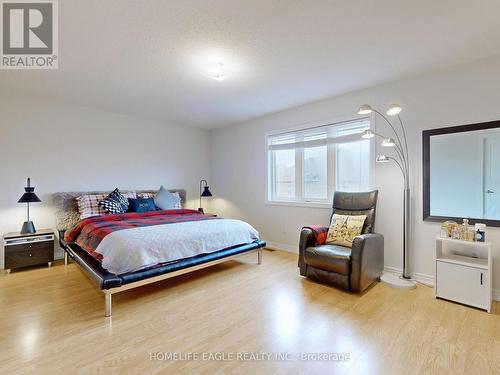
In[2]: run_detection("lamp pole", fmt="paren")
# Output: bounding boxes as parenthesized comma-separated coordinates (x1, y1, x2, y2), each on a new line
(403, 176, 410, 279)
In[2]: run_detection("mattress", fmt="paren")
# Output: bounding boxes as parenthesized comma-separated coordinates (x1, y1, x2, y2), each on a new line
(64, 209, 260, 274)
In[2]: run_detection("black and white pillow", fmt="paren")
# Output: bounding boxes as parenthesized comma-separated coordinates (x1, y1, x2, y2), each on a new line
(108, 188, 129, 211)
(98, 188, 129, 214)
(98, 197, 125, 214)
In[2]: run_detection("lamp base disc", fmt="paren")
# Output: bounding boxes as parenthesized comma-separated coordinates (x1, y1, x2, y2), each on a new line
(21, 221, 36, 234)
(198, 208, 204, 214)
(380, 272, 416, 290)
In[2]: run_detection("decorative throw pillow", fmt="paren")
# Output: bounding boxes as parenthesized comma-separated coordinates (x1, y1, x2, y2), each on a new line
(107, 188, 130, 211)
(76, 191, 136, 219)
(128, 198, 156, 213)
(326, 214, 367, 248)
(137, 192, 156, 199)
(98, 197, 125, 214)
(76, 193, 108, 219)
(137, 191, 181, 209)
(154, 186, 182, 210)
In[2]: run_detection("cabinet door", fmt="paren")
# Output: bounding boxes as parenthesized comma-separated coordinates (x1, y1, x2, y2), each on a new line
(436, 261, 488, 310)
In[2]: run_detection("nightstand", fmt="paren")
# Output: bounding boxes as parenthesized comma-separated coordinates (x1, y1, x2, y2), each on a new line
(3, 229, 55, 274)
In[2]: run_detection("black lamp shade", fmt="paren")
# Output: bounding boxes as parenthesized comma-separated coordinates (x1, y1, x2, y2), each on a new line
(17, 178, 41, 203)
(201, 186, 213, 197)
(18, 191, 41, 203)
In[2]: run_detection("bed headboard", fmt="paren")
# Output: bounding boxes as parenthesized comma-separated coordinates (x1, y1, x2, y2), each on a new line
(53, 189, 187, 231)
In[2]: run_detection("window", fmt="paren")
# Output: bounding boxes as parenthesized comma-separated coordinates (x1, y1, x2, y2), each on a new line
(267, 117, 372, 205)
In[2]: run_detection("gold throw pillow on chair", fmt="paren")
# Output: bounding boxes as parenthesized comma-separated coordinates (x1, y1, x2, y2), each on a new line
(326, 214, 367, 248)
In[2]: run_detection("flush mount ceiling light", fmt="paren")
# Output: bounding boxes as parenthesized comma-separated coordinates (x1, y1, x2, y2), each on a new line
(203, 62, 227, 81)
(386, 104, 402, 116)
(191, 48, 244, 83)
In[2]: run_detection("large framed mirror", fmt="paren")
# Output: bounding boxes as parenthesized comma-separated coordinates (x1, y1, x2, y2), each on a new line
(423, 120, 500, 227)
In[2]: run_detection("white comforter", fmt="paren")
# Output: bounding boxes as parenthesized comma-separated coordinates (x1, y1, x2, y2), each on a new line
(95, 219, 259, 274)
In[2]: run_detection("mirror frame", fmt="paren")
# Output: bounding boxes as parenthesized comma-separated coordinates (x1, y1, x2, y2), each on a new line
(423, 119, 500, 227)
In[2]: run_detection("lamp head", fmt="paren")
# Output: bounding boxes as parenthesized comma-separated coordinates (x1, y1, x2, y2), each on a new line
(386, 104, 402, 116)
(357, 104, 373, 115)
(376, 155, 390, 163)
(361, 129, 375, 139)
(381, 137, 396, 147)
(17, 177, 41, 203)
(201, 186, 213, 197)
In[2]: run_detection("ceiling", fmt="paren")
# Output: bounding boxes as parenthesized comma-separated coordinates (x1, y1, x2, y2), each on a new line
(2, 0, 500, 129)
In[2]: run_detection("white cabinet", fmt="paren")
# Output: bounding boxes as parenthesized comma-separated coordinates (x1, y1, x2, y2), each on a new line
(435, 237, 492, 312)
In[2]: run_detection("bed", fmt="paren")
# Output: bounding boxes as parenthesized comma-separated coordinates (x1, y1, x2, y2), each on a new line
(54, 189, 266, 317)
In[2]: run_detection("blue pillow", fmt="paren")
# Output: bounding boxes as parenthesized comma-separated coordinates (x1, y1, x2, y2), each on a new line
(128, 198, 156, 213)
(154, 186, 181, 210)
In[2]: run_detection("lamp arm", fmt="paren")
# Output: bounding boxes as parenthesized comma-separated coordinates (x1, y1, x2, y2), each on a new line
(373, 109, 405, 155)
(397, 114, 410, 173)
(373, 132, 407, 176)
(392, 146, 408, 177)
(388, 157, 405, 178)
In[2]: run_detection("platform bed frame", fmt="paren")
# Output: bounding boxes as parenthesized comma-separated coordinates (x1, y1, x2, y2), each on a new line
(62, 239, 265, 317)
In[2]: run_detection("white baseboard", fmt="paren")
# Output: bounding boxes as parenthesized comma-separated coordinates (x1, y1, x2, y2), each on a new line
(384, 266, 500, 302)
(263, 242, 500, 302)
(493, 289, 500, 302)
(383, 266, 434, 287)
(264, 241, 298, 253)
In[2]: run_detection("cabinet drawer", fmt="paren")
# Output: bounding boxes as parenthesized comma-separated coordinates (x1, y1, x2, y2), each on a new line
(5, 240, 54, 269)
(436, 261, 489, 310)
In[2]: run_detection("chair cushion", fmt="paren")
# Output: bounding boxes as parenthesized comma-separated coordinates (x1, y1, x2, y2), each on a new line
(304, 244, 351, 275)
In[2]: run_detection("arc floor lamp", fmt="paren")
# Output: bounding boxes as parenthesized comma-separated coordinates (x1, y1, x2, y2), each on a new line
(358, 104, 415, 289)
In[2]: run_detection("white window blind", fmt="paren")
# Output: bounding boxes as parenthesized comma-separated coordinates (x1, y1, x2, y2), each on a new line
(267, 117, 372, 205)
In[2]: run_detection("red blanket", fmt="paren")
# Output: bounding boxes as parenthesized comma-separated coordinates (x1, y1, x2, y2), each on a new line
(302, 225, 329, 246)
(64, 209, 218, 261)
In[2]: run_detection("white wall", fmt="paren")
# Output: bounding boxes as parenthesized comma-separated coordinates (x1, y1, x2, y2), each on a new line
(0, 92, 211, 265)
(210, 55, 500, 293)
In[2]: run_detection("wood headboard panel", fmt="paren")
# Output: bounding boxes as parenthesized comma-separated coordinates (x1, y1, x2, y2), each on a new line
(53, 189, 187, 231)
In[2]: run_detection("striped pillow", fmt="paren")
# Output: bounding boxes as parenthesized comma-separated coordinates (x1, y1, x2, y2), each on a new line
(76, 194, 108, 219)
(76, 191, 136, 219)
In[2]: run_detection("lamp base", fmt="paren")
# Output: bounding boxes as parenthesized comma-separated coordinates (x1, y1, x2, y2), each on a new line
(198, 208, 204, 214)
(380, 272, 416, 290)
(21, 221, 36, 234)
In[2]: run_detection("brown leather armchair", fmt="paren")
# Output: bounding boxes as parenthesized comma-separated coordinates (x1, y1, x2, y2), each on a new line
(299, 190, 384, 292)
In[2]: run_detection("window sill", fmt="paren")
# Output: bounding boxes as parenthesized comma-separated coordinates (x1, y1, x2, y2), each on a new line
(265, 200, 332, 209)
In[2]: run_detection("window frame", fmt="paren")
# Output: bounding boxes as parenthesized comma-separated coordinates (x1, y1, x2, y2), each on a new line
(265, 114, 375, 208)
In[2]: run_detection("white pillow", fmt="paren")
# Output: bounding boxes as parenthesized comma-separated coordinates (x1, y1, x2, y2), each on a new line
(154, 186, 182, 210)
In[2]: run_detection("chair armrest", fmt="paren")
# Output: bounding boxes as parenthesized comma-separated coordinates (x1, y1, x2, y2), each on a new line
(350, 233, 384, 292)
(299, 226, 329, 275)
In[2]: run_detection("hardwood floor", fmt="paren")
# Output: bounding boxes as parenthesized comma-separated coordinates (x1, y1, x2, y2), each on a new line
(0, 249, 499, 375)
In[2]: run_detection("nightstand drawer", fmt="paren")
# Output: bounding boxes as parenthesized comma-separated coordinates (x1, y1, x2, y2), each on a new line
(5, 240, 54, 269)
